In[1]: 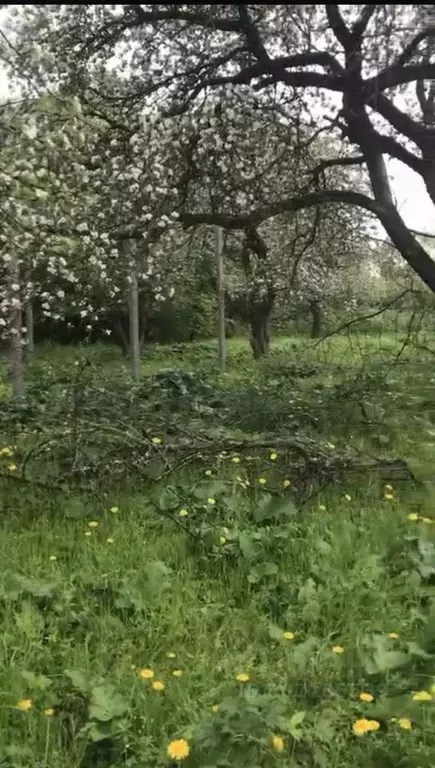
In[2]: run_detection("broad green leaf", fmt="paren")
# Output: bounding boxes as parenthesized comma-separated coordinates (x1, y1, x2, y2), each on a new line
(89, 684, 127, 722)
(65, 668, 91, 695)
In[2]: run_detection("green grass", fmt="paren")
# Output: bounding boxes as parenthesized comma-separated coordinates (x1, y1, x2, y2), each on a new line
(0, 334, 434, 767)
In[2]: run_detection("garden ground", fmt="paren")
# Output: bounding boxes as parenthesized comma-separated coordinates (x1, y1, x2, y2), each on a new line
(0, 333, 434, 767)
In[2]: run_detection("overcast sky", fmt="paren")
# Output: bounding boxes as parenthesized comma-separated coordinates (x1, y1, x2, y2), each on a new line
(0, 31, 433, 237)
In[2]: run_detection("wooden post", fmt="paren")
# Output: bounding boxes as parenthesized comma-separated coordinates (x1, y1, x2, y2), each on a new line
(9, 252, 25, 398)
(215, 225, 226, 371)
(128, 266, 140, 379)
(25, 301, 34, 354)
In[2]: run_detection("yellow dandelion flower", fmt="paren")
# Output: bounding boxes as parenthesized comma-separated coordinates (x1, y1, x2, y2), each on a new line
(106, 538, 114, 545)
(172, 669, 183, 678)
(352, 719, 369, 735)
(398, 717, 412, 730)
(359, 692, 374, 702)
(139, 668, 154, 680)
(412, 690, 432, 702)
(283, 631, 295, 641)
(16, 699, 32, 712)
(151, 436, 162, 445)
(270, 452, 278, 461)
(421, 516, 434, 523)
(385, 484, 393, 491)
(384, 493, 394, 500)
(387, 632, 399, 639)
(8, 464, 17, 472)
(44, 708, 55, 717)
(344, 494, 352, 501)
(167, 739, 190, 761)
(332, 645, 344, 654)
(179, 508, 189, 517)
(87, 521, 99, 528)
(49, 555, 57, 562)
(352, 718, 379, 735)
(167, 652, 176, 659)
(205, 469, 213, 476)
(219, 536, 226, 545)
(283, 479, 291, 488)
(258, 477, 267, 485)
(318, 504, 326, 511)
(408, 513, 419, 521)
(271, 734, 285, 752)
(110, 506, 119, 513)
(211, 704, 219, 712)
(1, 446, 12, 456)
(366, 719, 380, 732)
(232, 456, 241, 463)
(152, 680, 165, 691)
(84, 531, 92, 537)
(235, 672, 250, 682)
(207, 497, 216, 505)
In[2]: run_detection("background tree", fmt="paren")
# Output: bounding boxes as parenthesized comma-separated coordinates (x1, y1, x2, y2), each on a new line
(7, 4, 434, 290)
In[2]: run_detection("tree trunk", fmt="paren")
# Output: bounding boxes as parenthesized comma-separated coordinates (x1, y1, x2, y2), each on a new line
(8, 254, 25, 399)
(128, 268, 140, 379)
(25, 301, 34, 354)
(309, 299, 322, 338)
(249, 304, 270, 359)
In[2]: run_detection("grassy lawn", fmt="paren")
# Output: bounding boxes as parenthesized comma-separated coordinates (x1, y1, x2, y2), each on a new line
(0, 334, 434, 767)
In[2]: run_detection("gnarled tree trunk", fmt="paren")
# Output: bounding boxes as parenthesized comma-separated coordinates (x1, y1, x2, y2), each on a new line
(248, 283, 275, 358)
(309, 299, 322, 338)
(249, 302, 271, 358)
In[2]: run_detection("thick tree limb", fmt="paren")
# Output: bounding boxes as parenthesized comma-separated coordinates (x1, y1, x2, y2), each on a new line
(237, 4, 269, 62)
(325, 5, 352, 50)
(369, 92, 432, 142)
(128, 4, 242, 32)
(365, 62, 435, 95)
(352, 6, 376, 38)
(395, 29, 435, 67)
(179, 189, 381, 230)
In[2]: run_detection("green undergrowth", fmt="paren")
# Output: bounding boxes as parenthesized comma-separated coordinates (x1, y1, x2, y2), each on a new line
(0, 334, 435, 766)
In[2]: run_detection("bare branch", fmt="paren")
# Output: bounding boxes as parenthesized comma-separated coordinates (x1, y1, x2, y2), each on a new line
(311, 155, 365, 179)
(313, 288, 411, 346)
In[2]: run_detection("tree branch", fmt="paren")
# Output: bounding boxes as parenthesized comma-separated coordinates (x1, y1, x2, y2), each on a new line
(313, 288, 411, 346)
(395, 30, 435, 67)
(365, 62, 435, 95)
(369, 92, 431, 141)
(352, 6, 375, 38)
(310, 155, 365, 179)
(325, 5, 352, 50)
(237, 4, 269, 62)
(128, 4, 242, 32)
(179, 189, 381, 230)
